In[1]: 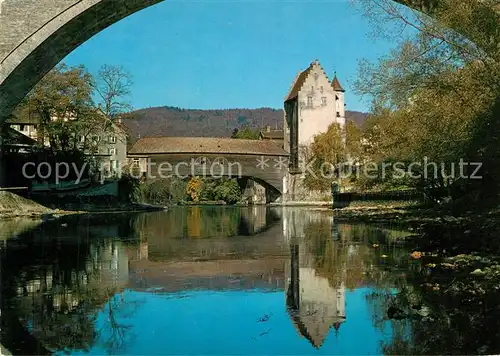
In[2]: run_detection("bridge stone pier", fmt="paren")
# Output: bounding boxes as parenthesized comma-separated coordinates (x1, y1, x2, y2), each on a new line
(0, 0, 449, 123)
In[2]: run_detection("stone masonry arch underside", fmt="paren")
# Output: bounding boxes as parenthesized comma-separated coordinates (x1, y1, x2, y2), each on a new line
(0, 0, 442, 122)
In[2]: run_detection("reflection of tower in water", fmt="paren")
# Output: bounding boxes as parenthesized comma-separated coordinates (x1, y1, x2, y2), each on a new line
(285, 242, 346, 349)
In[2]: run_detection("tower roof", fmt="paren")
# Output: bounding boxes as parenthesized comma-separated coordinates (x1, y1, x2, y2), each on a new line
(331, 74, 345, 92)
(285, 63, 314, 101)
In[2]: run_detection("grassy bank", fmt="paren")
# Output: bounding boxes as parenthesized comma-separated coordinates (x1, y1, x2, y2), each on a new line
(0, 191, 166, 220)
(0, 191, 70, 219)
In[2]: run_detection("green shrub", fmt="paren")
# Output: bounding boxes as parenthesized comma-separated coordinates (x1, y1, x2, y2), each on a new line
(133, 177, 188, 204)
(213, 179, 241, 204)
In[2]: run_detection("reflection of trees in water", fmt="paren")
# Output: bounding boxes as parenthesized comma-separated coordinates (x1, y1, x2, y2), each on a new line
(132, 207, 241, 239)
(8, 269, 100, 352)
(299, 216, 428, 352)
(284, 216, 414, 348)
(358, 233, 487, 355)
(132, 206, 280, 240)
(187, 206, 202, 237)
(97, 289, 143, 354)
(372, 271, 500, 355)
(301, 220, 408, 290)
(1, 224, 132, 354)
(0, 218, 42, 241)
(365, 286, 452, 355)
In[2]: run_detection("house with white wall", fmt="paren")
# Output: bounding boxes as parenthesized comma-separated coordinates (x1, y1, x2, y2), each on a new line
(84, 120, 128, 177)
(284, 59, 346, 169)
(282, 59, 347, 201)
(5, 112, 128, 177)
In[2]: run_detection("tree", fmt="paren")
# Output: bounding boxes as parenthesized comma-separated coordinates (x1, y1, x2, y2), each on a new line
(93, 64, 133, 121)
(231, 125, 260, 140)
(213, 179, 241, 204)
(303, 123, 347, 191)
(352, 0, 500, 202)
(346, 120, 363, 163)
(186, 177, 203, 202)
(15, 64, 95, 152)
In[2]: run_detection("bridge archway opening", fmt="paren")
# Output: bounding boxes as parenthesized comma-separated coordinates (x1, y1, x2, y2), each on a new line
(239, 176, 282, 204)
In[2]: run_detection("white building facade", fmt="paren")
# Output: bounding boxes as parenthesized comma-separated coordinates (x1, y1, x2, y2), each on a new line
(282, 59, 347, 201)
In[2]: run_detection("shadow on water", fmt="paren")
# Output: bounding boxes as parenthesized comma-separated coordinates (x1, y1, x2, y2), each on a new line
(0, 206, 494, 355)
(0, 218, 43, 242)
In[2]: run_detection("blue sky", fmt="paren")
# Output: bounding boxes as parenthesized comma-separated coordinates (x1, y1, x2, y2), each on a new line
(63, 0, 407, 112)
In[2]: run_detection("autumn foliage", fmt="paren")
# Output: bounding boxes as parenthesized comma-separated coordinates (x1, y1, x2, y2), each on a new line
(186, 177, 203, 202)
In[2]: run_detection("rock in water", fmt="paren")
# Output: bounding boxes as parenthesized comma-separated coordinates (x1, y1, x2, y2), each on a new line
(470, 269, 486, 277)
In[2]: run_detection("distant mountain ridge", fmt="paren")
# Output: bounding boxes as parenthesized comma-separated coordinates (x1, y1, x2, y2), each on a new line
(121, 106, 368, 142)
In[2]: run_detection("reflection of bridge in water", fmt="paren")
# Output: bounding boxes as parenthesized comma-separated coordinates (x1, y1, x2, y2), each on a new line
(127, 208, 355, 348)
(1, 208, 401, 353)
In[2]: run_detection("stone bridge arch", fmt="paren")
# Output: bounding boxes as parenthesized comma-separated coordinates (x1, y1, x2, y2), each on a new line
(127, 136, 289, 201)
(0, 0, 164, 121)
(0, 0, 443, 122)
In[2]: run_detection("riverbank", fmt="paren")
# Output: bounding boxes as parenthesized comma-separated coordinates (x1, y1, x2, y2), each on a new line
(0, 191, 73, 219)
(0, 191, 167, 220)
(271, 200, 332, 207)
(332, 201, 444, 225)
(0, 343, 12, 356)
(332, 200, 498, 230)
(332, 200, 500, 251)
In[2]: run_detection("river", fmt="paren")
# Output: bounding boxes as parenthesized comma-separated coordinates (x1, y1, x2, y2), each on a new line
(0, 206, 425, 355)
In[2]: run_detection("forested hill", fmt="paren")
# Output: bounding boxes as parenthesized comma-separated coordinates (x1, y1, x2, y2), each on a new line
(120, 106, 368, 140)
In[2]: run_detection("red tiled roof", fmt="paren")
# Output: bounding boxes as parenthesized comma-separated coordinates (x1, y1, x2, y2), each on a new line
(285, 64, 314, 101)
(331, 75, 345, 92)
(128, 136, 289, 156)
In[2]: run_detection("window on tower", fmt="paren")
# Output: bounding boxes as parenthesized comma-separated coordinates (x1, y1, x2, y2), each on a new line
(307, 96, 313, 107)
(337, 111, 341, 118)
(321, 97, 327, 106)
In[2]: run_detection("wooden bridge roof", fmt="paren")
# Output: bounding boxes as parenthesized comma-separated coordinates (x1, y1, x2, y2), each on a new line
(128, 136, 289, 156)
